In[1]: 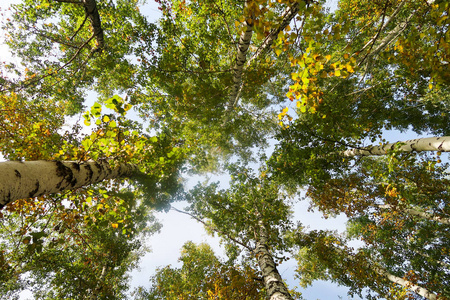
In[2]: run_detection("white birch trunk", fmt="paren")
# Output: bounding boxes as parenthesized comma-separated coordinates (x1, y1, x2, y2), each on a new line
(359, 0, 434, 65)
(228, 2, 301, 111)
(228, 2, 254, 110)
(342, 136, 450, 157)
(330, 245, 439, 300)
(247, 2, 300, 66)
(254, 222, 294, 300)
(0, 160, 137, 209)
(378, 204, 450, 225)
(373, 265, 438, 300)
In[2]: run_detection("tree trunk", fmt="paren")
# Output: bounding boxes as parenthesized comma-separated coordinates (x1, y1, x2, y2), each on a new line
(229, 1, 303, 110)
(0, 160, 137, 209)
(372, 265, 438, 300)
(82, 0, 104, 51)
(247, 2, 300, 66)
(254, 222, 294, 300)
(228, 1, 254, 110)
(342, 136, 450, 157)
(378, 204, 450, 225)
(332, 245, 439, 300)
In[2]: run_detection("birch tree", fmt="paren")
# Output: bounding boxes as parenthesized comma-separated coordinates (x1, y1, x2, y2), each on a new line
(0, 188, 159, 299)
(1, 0, 449, 297)
(135, 241, 265, 299)
(0, 94, 184, 296)
(0, 160, 138, 209)
(292, 230, 443, 300)
(2, 0, 155, 114)
(341, 136, 450, 157)
(184, 166, 301, 300)
(266, 1, 449, 297)
(138, 0, 321, 170)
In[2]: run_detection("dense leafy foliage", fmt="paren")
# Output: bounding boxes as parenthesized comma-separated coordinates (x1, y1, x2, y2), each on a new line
(0, 0, 449, 299)
(134, 241, 265, 300)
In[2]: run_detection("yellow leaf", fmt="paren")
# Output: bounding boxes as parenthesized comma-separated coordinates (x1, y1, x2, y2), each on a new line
(112, 223, 118, 228)
(103, 115, 110, 122)
(346, 64, 354, 73)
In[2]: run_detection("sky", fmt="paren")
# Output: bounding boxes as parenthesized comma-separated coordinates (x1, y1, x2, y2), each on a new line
(0, 0, 436, 299)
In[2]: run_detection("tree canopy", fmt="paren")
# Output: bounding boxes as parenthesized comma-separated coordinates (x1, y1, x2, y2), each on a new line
(0, 0, 449, 299)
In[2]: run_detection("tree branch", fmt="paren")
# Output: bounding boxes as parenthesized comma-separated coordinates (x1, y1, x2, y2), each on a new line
(170, 206, 252, 250)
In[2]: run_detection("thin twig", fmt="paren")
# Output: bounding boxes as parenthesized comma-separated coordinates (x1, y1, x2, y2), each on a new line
(171, 206, 252, 250)
(70, 14, 89, 41)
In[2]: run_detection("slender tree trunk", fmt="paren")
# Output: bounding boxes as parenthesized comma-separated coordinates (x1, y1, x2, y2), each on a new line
(342, 136, 450, 157)
(254, 222, 293, 300)
(331, 245, 439, 300)
(228, 1, 303, 111)
(372, 265, 438, 300)
(228, 1, 254, 110)
(82, 0, 104, 51)
(54, 0, 104, 50)
(0, 160, 137, 209)
(358, 0, 434, 67)
(89, 265, 108, 299)
(378, 204, 450, 225)
(247, 2, 300, 66)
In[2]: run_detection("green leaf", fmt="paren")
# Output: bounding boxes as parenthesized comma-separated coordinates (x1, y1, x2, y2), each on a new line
(82, 139, 93, 151)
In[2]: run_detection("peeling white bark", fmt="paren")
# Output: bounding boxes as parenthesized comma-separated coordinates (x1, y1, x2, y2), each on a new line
(255, 223, 293, 300)
(342, 136, 450, 157)
(0, 160, 137, 209)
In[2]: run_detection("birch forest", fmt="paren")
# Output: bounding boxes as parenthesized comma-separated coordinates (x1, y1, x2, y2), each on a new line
(0, 0, 449, 299)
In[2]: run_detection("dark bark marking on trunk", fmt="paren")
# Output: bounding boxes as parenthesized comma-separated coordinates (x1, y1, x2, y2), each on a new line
(55, 160, 77, 188)
(14, 170, 21, 178)
(94, 161, 102, 182)
(29, 181, 40, 198)
(71, 162, 81, 171)
(84, 163, 94, 182)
